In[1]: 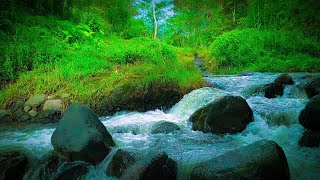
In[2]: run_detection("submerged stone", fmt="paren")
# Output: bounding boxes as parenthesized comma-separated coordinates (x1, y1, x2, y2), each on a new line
(239, 71, 254, 76)
(54, 162, 90, 180)
(191, 140, 290, 180)
(24, 151, 67, 180)
(190, 96, 253, 134)
(151, 121, 180, 134)
(51, 103, 115, 165)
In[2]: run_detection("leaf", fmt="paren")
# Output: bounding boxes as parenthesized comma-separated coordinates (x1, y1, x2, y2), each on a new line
(83, 31, 94, 37)
(61, 30, 70, 36)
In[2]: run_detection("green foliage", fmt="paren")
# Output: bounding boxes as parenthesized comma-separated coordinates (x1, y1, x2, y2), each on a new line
(0, 35, 203, 106)
(122, 18, 149, 39)
(0, 14, 108, 80)
(0, 17, 66, 80)
(210, 28, 320, 72)
(98, 37, 177, 65)
(246, 0, 320, 38)
(23, 0, 73, 18)
(104, 0, 131, 32)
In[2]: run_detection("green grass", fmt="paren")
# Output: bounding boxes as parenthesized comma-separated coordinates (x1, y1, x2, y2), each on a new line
(0, 14, 205, 108)
(206, 28, 320, 73)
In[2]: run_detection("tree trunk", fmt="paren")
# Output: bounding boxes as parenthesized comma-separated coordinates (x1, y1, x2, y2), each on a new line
(152, 2, 158, 39)
(232, 3, 236, 23)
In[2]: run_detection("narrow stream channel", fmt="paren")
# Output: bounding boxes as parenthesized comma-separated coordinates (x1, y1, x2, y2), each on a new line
(0, 73, 319, 179)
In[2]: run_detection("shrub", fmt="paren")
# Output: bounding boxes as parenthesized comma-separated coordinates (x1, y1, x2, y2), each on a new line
(106, 37, 178, 65)
(210, 28, 320, 72)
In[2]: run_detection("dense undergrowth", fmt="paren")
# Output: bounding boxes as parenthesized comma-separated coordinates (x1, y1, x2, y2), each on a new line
(0, 13, 204, 108)
(207, 29, 320, 73)
(1, 0, 319, 110)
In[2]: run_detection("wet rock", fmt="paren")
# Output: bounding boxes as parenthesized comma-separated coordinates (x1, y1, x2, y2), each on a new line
(54, 162, 90, 180)
(274, 73, 294, 85)
(299, 130, 320, 147)
(194, 60, 204, 69)
(0, 110, 11, 122)
(121, 152, 177, 180)
(95, 82, 185, 116)
(141, 152, 177, 180)
(19, 114, 30, 122)
(299, 95, 320, 131)
(0, 147, 33, 180)
(37, 109, 61, 123)
(239, 71, 254, 76)
(24, 105, 31, 113)
(106, 149, 136, 178)
(190, 96, 253, 134)
(191, 140, 290, 180)
(25, 94, 47, 108)
(151, 121, 180, 134)
(25, 151, 67, 180)
(43, 99, 63, 112)
(263, 83, 284, 98)
(15, 110, 24, 118)
(28, 110, 38, 118)
(12, 99, 25, 113)
(51, 103, 115, 165)
(304, 78, 320, 98)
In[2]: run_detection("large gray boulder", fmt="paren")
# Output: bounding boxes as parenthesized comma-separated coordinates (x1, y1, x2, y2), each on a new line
(304, 78, 320, 98)
(190, 96, 253, 134)
(299, 95, 320, 131)
(191, 140, 290, 180)
(51, 104, 115, 165)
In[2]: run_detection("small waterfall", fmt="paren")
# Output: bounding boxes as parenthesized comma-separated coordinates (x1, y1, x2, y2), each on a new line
(169, 87, 229, 120)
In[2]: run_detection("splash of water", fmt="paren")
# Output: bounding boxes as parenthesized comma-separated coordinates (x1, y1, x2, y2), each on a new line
(0, 73, 319, 179)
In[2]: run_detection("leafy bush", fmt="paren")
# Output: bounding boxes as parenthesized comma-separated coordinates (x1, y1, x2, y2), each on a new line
(210, 28, 320, 72)
(106, 37, 178, 64)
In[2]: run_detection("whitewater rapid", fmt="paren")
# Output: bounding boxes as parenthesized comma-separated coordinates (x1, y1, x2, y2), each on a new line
(0, 73, 319, 179)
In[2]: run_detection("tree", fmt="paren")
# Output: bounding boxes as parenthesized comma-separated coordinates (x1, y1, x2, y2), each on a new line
(133, 0, 174, 39)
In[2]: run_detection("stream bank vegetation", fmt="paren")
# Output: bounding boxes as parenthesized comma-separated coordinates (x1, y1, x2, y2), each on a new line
(0, 0, 319, 114)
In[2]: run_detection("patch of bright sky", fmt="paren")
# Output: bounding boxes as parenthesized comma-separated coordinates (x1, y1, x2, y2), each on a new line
(133, 0, 175, 26)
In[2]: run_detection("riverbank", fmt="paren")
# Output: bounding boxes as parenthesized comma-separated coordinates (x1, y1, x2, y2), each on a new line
(0, 73, 319, 179)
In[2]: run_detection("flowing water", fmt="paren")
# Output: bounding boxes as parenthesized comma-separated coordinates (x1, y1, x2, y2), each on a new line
(0, 73, 320, 179)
